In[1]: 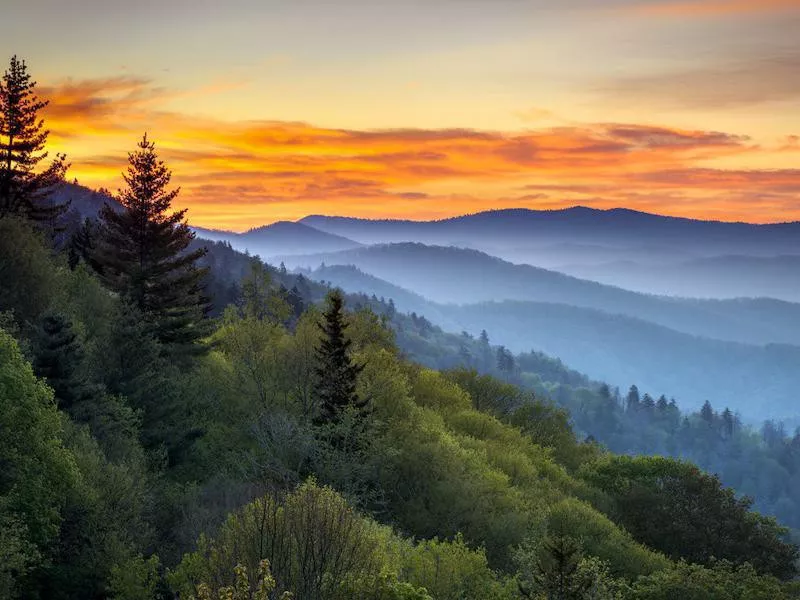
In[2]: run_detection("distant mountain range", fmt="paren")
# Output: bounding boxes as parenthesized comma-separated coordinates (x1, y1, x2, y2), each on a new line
(300, 207, 800, 262)
(307, 264, 800, 420)
(57, 185, 800, 418)
(560, 255, 800, 303)
(284, 243, 800, 348)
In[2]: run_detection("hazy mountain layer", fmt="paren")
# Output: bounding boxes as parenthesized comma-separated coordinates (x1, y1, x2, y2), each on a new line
(560, 255, 800, 302)
(307, 264, 800, 420)
(284, 243, 800, 348)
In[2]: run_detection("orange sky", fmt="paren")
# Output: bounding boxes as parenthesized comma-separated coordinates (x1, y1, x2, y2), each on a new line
(7, 0, 800, 230)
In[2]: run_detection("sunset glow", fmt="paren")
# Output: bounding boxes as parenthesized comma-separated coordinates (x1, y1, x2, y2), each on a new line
(6, 0, 799, 230)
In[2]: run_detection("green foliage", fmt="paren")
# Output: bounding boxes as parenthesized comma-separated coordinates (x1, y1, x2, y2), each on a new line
(37, 420, 152, 599)
(0, 328, 77, 596)
(629, 561, 791, 600)
(0, 217, 59, 325)
(188, 561, 292, 600)
(109, 554, 161, 600)
(168, 481, 390, 600)
(335, 572, 432, 600)
(517, 532, 589, 600)
(33, 312, 100, 410)
(544, 498, 670, 578)
(314, 290, 366, 424)
(582, 455, 798, 579)
(239, 259, 291, 324)
(398, 534, 517, 600)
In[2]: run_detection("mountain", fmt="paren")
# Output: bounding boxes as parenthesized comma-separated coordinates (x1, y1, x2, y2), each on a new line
(47, 183, 363, 262)
(310, 264, 461, 329)
(305, 263, 800, 419)
(300, 207, 800, 263)
(282, 243, 800, 348)
(452, 300, 800, 419)
(238, 221, 362, 259)
(560, 255, 800, 303)
(190, 221, 362, 261)
(50, 182, 120, 218)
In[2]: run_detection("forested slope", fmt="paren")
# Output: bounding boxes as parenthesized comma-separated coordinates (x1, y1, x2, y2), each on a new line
(2, 214, 799, 599)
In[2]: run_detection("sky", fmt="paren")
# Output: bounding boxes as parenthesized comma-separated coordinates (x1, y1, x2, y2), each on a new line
(4, 0, 800, 230)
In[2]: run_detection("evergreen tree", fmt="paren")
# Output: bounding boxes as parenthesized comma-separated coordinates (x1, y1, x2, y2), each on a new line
(286, 285, 305, 322)
(93, 134, 210, 353)
(626, 385, 641, 414)
(700, 400, 715, 424)
(521, 533, 589, 600)
(32, 313, 98, 410)
(721, 407, 735, 438)
(642, 393, 656, 415)
(313, 290, 365, 424)
(67, 217, 97, 270)
(0, 55, 68, 222)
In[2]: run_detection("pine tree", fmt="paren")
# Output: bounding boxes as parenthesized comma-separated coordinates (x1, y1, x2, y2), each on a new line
(520, 533, 589, 600)
(67, 217, 97, 270)
(33, 313, 99, 410)
(286, 285, 305, 321)
(313, 290, 366, 424)
(0, 55, 68, 222)
(93, 134, 210, 353)
(626, 385, 641, 414)
(700, 400, 715, 424)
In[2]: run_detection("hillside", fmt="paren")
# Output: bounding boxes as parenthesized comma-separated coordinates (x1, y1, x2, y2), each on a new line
(303, 263, 800, 419)
(283, 243, 800, 348)
(561, 255, 800, 302)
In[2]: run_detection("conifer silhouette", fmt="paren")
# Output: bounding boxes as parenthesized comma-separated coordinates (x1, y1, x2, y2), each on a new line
(314, 290, 366, 423)
(0, 55, 68, 222)
(94, 134, 210, 353)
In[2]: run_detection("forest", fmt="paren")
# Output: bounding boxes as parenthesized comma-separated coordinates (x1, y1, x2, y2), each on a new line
(2, 55, 800, 600)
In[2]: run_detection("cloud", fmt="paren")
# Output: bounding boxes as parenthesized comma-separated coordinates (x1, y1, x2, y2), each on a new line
(598, 50, 800, 109)
(37, 74, 799, 229)
(631, 0, 799, 17)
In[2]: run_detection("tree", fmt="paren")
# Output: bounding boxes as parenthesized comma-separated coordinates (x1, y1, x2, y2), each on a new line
(496, 346, 515, 375)
(626, 385, 640, 414)
(583, 455, 799, 579)
(67, 217, 97, 270)
(313, 290, 365, 424)
(238, 259, 290, 324)
(0, 329, 77, 596)
(517, 532, 590, 600)
(0, 217, 58, 325)
(32, 312, 99, 410)
(94, 134, 210, 353)
(0, 55, 68, 222)
(700, 400, 715, 424)
(169, 482, 386, 600)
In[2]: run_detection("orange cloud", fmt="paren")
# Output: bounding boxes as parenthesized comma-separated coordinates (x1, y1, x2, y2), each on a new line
(37, 75, 800, 230)
(633, 0, 799, 16)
